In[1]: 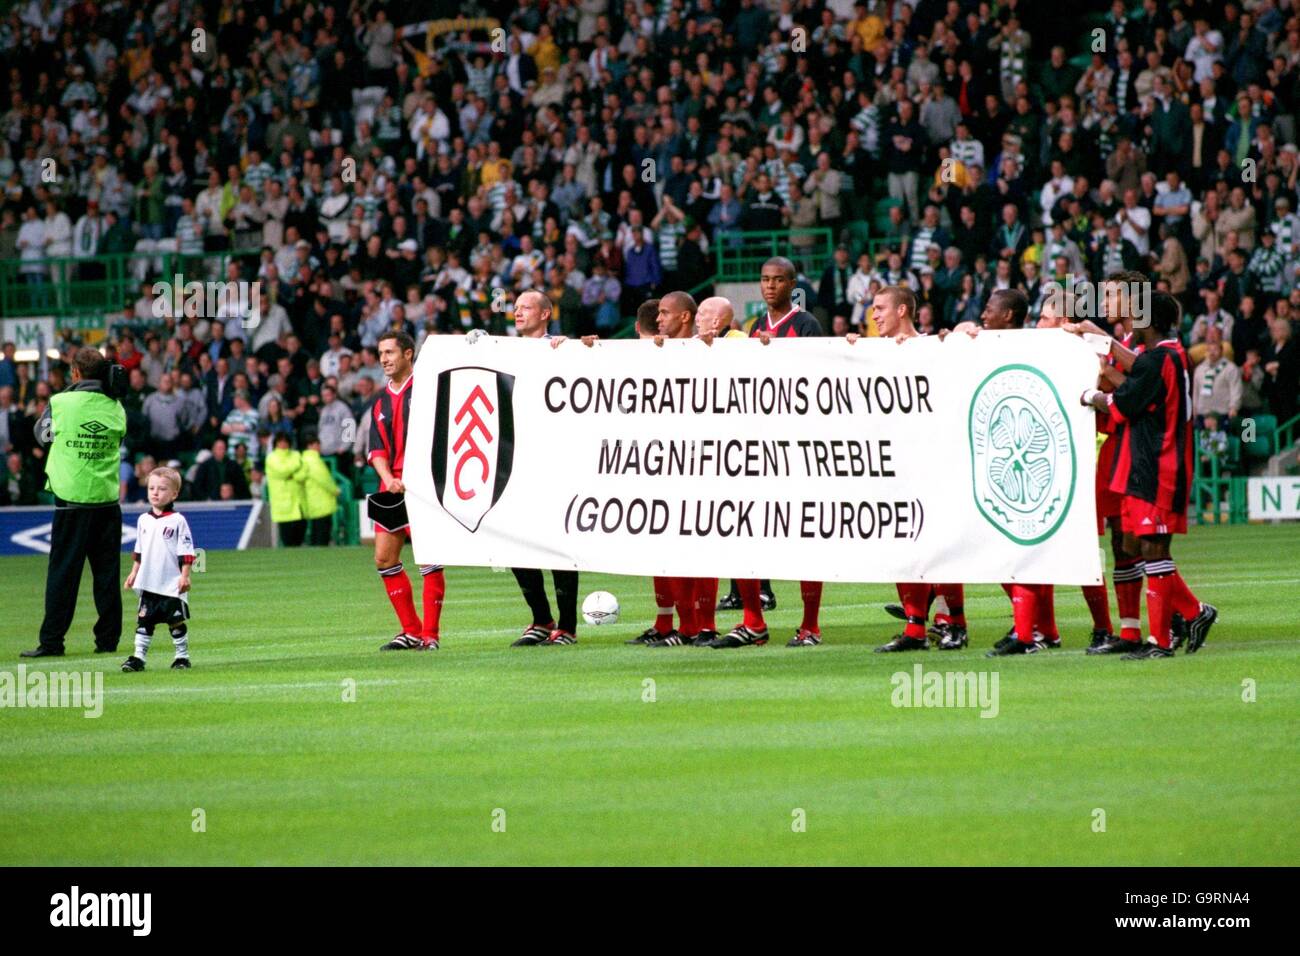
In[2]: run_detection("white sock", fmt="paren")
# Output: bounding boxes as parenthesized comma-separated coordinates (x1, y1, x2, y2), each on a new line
(134, 627, 152, 660)
(171, 626, 189, 660)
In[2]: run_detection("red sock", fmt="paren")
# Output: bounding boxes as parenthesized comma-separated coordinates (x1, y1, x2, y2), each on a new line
(1001, 582, 1015, 600)
(897, 582, 929, 639)
(1169, 572, 1202, 619)
(1081, 582, 1113, 633)
(652, 576, 675, 634)
(799, 580, 823, 633)
(1145, 563, 1176, 648)
(379, 563, 421, 636)
(737, 578, 765, 630)
(934, 583, 965, 627)
(1010, 584, 1039, 642)
(673, 576, 698, 636)
(419, 566, 445, 640)
(695, 577, 718, 632)
(1035, 585, 1058, 639)
(1114, 558, 1145, 642)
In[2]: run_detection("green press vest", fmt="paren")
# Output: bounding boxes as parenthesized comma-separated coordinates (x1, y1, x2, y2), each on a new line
(45, 389, 126, 504)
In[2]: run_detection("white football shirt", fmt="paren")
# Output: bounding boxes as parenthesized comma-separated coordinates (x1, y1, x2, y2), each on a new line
(133, 509, 196, 600)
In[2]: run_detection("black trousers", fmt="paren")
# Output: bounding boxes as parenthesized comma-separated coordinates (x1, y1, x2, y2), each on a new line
(279, 519, 307, 547)
(38, 504, 123, 652)
(308, 516, 333, 546)
(511, 567, 579, 634)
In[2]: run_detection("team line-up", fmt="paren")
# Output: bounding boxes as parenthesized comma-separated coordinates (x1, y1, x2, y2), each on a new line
(113, 257, 1217, 670)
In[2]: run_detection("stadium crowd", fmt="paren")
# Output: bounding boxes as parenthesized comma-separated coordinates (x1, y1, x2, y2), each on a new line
(1, 0, 1298, 535)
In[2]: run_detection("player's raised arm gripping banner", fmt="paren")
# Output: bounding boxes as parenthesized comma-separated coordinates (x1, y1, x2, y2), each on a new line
(405, 333, 1103, 585)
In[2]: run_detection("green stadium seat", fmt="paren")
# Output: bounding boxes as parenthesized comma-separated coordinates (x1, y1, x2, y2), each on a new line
(843, 220, 871, 257)
(1243, 415, 1278, 461)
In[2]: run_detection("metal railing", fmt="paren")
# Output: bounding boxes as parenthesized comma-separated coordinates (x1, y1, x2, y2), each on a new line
(714, 228, 835, 282)
(1192, 449, 1247, 525)
(1190, 412, 1300, 524)
(0, 250, 234, 318)
(1276, 412, 1300, 455)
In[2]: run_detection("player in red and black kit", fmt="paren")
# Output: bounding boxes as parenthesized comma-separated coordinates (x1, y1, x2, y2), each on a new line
(1070, 273, 1191, 653)
(1083, 273, 1149, 652)
(638, 292, 726, 647)
(710, 257, 826, 649)
(369, 330, 446, 651)
(1082, 292, 1217, 658)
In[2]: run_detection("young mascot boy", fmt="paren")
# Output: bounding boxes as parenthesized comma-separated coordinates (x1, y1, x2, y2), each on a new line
(122, 466, 196, 671)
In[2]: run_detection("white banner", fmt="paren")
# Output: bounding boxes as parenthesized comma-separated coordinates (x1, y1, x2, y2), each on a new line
(2, 317, 55, 360)
(407, 332, 1102, 585)
(1248, 477, 1300, 520)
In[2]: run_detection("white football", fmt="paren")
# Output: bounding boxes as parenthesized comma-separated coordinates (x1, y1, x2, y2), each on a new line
(582, 590, 620, 626)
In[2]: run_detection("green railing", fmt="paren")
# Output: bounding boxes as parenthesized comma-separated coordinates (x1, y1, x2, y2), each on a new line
(715, 228, 835, 282)
(1190, 412, 1300, 524)
(1276, 412, 1300, 455)
(328, 459, 360, 546)
(0, 250, 233, 318)
(1192, 449, 1247, 525)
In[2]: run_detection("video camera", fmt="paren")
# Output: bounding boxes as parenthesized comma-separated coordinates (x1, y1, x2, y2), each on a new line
(103, 363, 128, 400)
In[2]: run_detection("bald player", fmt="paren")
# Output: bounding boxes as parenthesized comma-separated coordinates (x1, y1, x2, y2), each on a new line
(507, 290, 582, 646)
(638, 292, 725, 646)
(691, 295, 751, 638)
(655, 290, 695, 340)
(627, 298, 684, 643)
(696, 296, 745, 341)
(627, 295, 717, 646)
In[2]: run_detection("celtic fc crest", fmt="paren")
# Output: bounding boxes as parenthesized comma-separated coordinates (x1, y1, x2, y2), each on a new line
(969, 364, 1076, 545)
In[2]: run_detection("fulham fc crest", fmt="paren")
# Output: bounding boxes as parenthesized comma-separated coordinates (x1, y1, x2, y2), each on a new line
(432, 366, 516, 532)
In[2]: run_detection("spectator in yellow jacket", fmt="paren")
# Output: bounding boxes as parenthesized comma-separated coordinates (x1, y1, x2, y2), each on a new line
(264, 433, 306, 547)
(301, 434, 340, 546)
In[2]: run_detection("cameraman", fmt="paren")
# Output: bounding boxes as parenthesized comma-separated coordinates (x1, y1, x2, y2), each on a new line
(21, 348, 127, 658)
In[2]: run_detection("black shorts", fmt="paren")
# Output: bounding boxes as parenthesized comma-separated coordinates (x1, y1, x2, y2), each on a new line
(368, 491, 409, 534)
(137, 590, 190, 628)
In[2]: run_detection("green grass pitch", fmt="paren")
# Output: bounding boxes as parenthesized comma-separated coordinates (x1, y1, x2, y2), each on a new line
(2, 523, 1298, 866)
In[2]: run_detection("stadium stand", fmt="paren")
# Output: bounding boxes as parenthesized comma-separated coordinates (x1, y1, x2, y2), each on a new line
(1, 0, 1298, 536)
